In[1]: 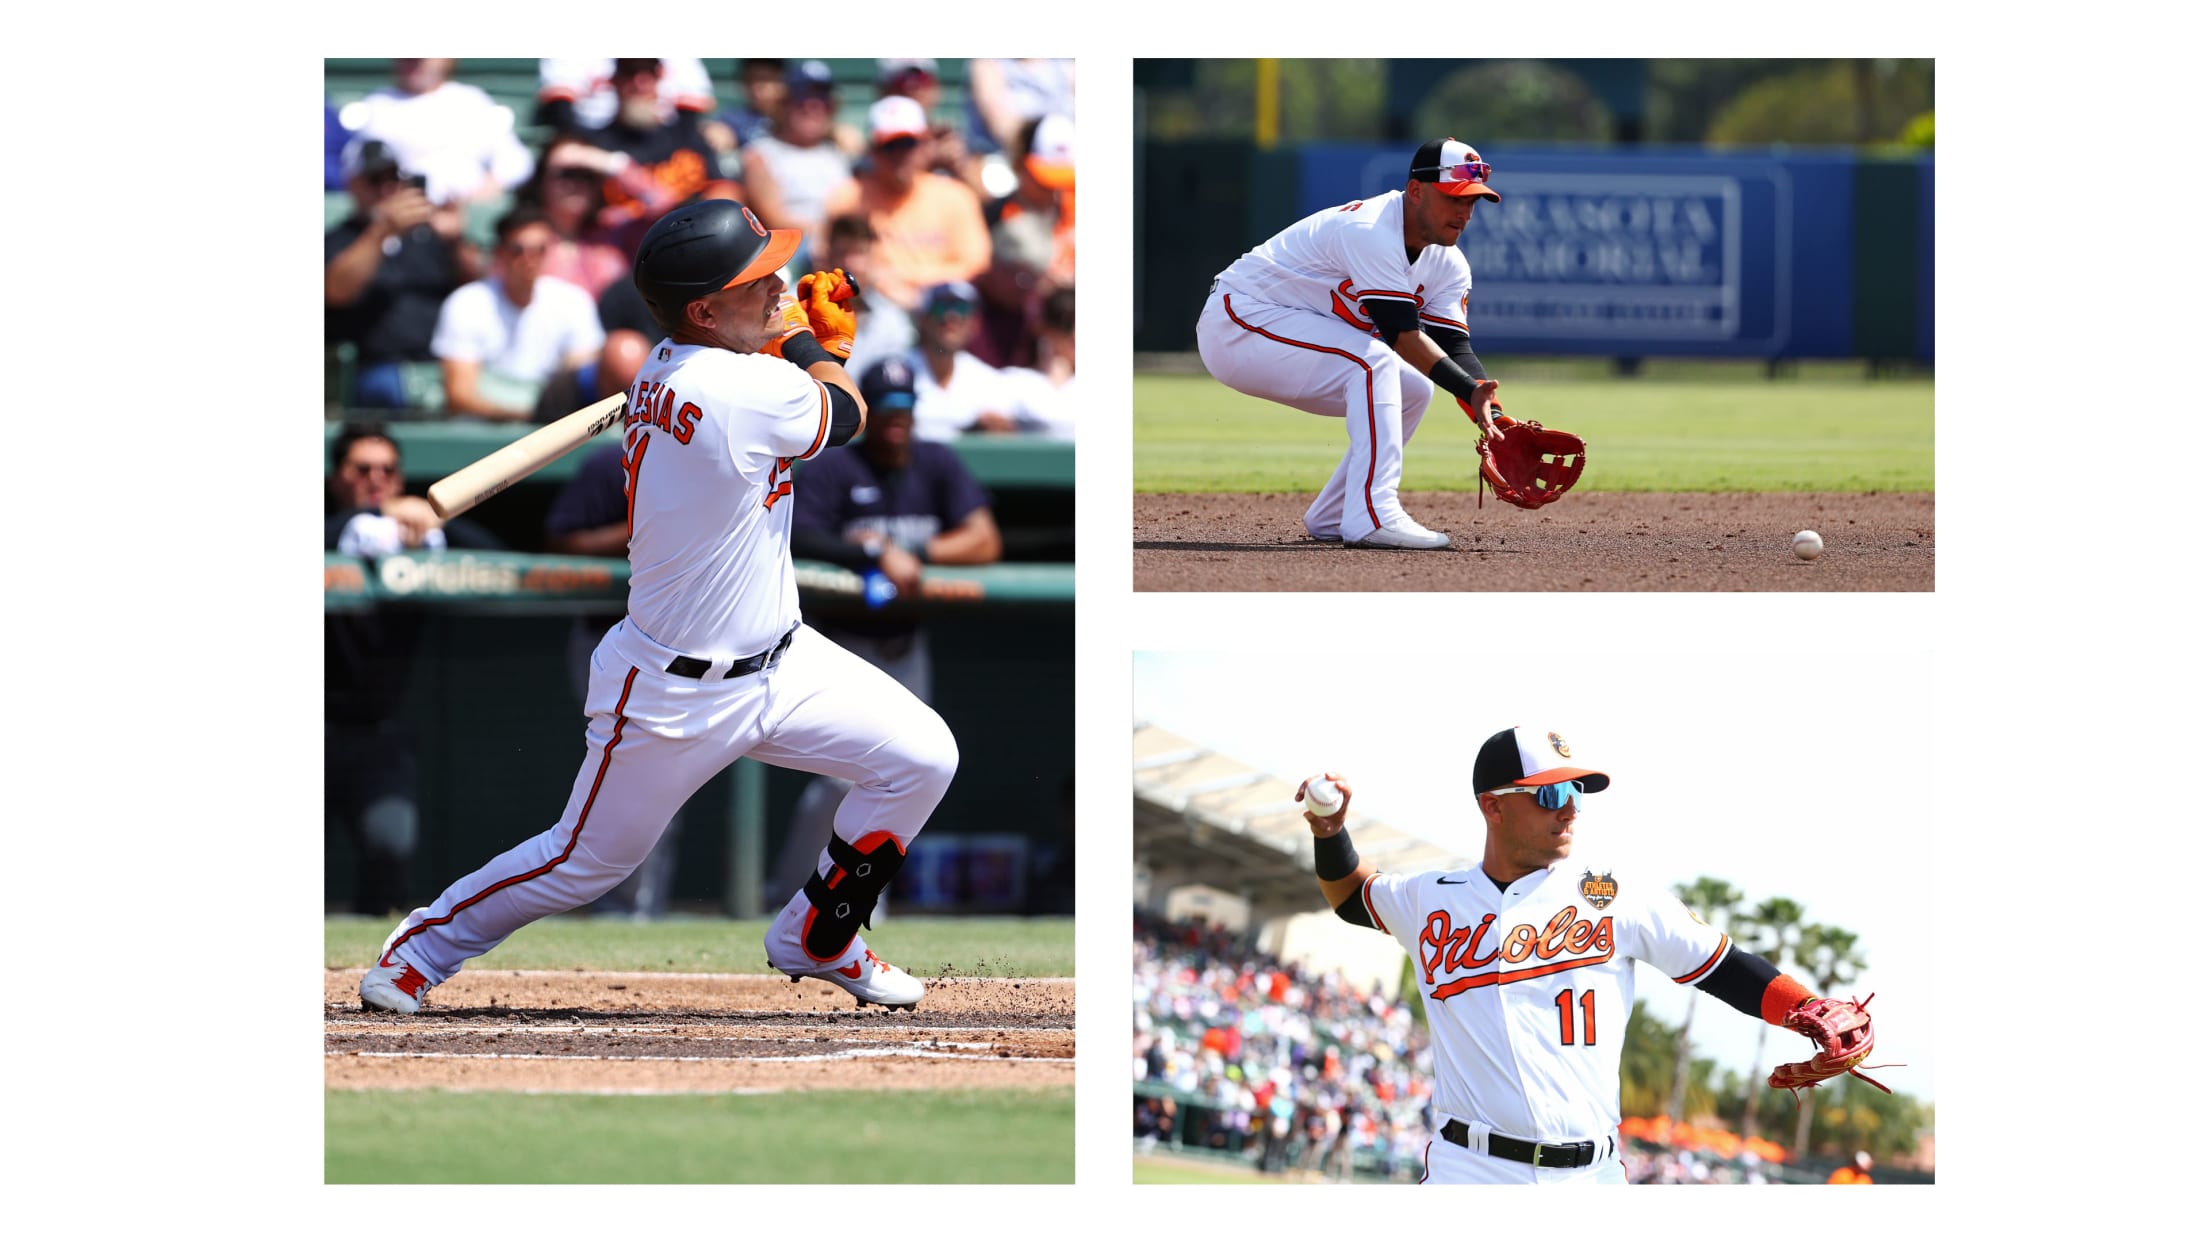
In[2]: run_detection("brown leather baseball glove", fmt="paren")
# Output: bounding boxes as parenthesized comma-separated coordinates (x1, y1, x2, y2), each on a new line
(1476, 413, 1587, 509)
(1768, 994, 1893, 1100)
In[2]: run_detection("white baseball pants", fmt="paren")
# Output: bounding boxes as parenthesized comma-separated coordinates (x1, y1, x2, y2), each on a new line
(379, 620, 957, 984)
(1195, 289, 1433, 543)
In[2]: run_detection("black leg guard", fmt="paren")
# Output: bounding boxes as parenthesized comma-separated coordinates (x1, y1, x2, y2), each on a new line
(800, 832, 906, 962)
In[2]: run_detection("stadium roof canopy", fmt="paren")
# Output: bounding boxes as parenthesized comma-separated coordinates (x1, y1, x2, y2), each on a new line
(1133, 722, 1475, 926)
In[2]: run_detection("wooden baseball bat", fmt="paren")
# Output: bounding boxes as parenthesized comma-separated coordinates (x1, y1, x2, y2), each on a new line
(426, 393, 628, 520)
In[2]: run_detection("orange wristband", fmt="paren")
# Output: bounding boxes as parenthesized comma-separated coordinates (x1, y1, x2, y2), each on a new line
(1761, 974, 1814, 1027)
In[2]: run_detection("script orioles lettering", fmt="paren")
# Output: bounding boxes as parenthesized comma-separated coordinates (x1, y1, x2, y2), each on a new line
(1419, 905, 1614, 1001)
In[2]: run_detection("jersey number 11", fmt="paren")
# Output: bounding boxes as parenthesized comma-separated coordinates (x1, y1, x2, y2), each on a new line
(1554, 989, 1596, 1046)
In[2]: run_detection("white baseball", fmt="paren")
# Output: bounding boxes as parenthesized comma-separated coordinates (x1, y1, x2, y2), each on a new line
(1792, 530, 1823, 561)
(1304, 777, 1342, 815)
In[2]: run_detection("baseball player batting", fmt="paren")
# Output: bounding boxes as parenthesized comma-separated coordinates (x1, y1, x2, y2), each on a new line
(1301, 728, 1890, 1184)
(361, 198, 953, 1015)
(1196, 138, 1510, 549)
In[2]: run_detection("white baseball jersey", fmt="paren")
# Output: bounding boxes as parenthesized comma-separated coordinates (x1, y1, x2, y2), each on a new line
(1214, 190, 1472, 338)
(622, 342, 835, 658)
(1358, 859, 1729, 1143)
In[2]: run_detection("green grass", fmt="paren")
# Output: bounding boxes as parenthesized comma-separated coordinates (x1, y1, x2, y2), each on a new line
(327, 1088, 1073, 1183)
(1133, 372, 1934, 493)
(325, 914, 1073, 977)
(1133, 1152, 1285, 1184)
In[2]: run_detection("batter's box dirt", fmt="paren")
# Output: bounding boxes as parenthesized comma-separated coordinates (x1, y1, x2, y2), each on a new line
(1134, 491, 1933, 592)
(324, 970, 1073, 1095)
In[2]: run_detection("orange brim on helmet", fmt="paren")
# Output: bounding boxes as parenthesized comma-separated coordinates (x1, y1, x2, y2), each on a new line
(722, 228, 801, 288)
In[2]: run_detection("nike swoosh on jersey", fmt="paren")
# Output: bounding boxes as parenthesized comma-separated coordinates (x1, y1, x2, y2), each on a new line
(1438, 877, 1469, 884)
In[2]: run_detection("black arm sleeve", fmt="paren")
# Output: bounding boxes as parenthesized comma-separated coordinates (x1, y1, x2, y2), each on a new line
(1332, 889, 1377, 929)
(1426, 326, 1490, 382)
(823, 381, 862, 448)
(1694, 945, 1781, 1019)
(1360, 297, 1420, 346)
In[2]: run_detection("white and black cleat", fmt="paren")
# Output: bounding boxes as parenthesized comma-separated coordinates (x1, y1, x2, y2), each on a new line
(1350, 519, 1450, 550)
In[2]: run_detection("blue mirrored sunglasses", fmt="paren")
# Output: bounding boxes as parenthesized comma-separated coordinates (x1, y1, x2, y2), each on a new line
(1490, 780, 1584, 811)
(1416, 159, 1491, 185)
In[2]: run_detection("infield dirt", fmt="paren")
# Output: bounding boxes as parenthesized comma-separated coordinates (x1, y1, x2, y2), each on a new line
(1135, 491, 1932, 591)
(326, 969, 1072, 1094)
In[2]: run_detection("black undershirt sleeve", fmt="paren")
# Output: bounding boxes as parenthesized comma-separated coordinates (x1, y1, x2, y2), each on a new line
(1426, 326, 1490, 382)
(1695, 945, 1781, 1019)
(823, 382, 862, 448)
(1360, 297, 1420, 345)
(1332, 888, 1376, 929)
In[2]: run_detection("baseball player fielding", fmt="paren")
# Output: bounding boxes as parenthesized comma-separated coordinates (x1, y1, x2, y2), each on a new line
(361, 198, 953, 1017)
(1300, 728, 1892, 1185)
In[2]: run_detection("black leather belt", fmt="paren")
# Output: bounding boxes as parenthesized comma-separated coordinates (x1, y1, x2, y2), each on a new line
(665, 626, 796, 680)
(1440, 1120, 1609, 1168)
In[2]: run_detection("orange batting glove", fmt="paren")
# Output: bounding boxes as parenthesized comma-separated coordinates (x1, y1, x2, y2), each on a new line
(759, 290, 812, 359)
(797, 268, 859, 360)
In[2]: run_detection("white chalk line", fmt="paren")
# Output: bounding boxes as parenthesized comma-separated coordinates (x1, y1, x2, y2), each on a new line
(324, 1021, 1060, 1036)
(332, 1048, 1067, 1065)
(332, 1033, 1006, 1050)
(327, 969, 1074, 985)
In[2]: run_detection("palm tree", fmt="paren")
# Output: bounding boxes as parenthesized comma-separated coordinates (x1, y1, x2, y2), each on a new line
(1733, 896, 1805, 1138)
(1790, 923, 1869, 1156)
(1666, 877, 1742, 1123)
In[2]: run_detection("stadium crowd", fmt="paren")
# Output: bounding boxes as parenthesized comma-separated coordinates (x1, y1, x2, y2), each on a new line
(1132, 910, 1436, 1182)
(1132, 910, 1816, 1184)
(326, 57, 1076, 441)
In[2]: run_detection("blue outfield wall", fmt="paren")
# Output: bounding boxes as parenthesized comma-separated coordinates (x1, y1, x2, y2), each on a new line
(1293, 144, 1931, 361)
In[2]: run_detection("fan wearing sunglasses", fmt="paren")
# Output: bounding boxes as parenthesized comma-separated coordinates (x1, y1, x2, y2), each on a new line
(1295, 726, 1892, 1184)
(1196, 138, 1509, 550)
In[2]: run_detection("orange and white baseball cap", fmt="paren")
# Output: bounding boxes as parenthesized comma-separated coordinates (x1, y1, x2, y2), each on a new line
(868, 95, 931, 145)
(1409, 137, 1501, 202)
(1025, 113, 1075, 190)
(1473, 726, 1609, 793)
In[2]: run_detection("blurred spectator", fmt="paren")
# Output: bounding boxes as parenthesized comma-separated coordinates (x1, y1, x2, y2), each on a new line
(907, 281, 1021, 440)
(535, 57, 715, 136)
(1131, 909, 1436, 1182)
(341, 58, 535, 205)
(1000, 287, 1077, 441)
(715, 58, 787, 150)
(581, 59, 741, 221)
(541, 435, 684, 919)
(325, 98, 353, 191)
(821, 213, 913, 377)
(326, 139, 478, 411)
(966, 58, 1076, 155)
(597, 269, 660, 344)
(534, 326, 650, 423)
(877, 58, 983, 195)
(431, 206, 605, 421)
(823, 96, 991, 314)
(1829, 1150, 1875, 1184)
(325, 424, 501, 915)
(976, 113, 1076, 367)
(742, 60, 857, 269)
(525, 135, 637, 300)
(773, 357, 1002, 899)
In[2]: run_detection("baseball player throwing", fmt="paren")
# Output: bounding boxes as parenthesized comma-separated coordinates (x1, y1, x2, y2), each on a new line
(1301, 728, 1888, 1184)
(1196, 138, 1505, 549)
(361, 197, 954, 1015)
